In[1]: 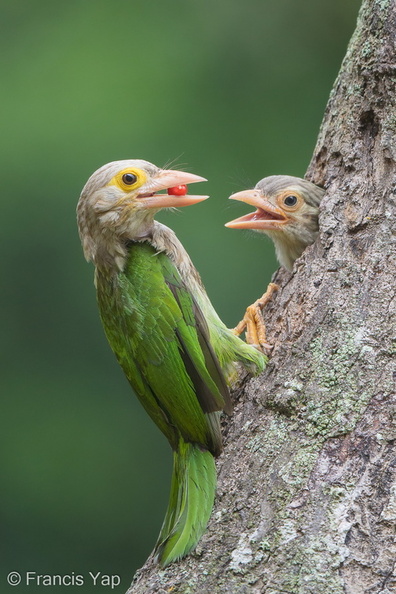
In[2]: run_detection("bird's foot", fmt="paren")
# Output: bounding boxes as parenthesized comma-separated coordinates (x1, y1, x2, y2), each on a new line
(232, 283, 279, 354)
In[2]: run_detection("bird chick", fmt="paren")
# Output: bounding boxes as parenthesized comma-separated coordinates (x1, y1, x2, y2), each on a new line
(226, 175, 325, 271)
(225, 175, 325, 349)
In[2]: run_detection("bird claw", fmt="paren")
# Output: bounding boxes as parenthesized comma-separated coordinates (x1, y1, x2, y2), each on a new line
(232, 283, 279, 355)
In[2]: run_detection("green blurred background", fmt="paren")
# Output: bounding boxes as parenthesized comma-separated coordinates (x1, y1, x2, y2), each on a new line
(1, 0, 360, 592)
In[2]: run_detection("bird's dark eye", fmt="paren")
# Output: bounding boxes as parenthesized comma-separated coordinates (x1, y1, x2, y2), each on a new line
(284, 195, 298, 207)
(122, 173, 138, 185)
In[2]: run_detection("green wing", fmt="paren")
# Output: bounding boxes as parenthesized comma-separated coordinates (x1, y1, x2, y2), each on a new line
(96, 242, 230, 455)
(159, 254, 232, 415)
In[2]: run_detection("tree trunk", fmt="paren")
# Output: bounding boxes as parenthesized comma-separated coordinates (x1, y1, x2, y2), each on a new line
(127, 1, 396, 592)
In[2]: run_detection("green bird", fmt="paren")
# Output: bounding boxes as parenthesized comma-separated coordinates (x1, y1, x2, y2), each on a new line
(225, 175, 325, 347)
(77, 160, 265, 566)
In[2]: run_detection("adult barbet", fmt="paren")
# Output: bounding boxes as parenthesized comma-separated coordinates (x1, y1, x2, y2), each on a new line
(77, 160, 265, 566)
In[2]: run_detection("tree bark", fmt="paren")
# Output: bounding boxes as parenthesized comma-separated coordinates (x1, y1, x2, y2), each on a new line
(127, 1, 396, 592)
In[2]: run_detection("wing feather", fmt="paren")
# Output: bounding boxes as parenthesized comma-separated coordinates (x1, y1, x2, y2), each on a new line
(96, 242, 230, 454)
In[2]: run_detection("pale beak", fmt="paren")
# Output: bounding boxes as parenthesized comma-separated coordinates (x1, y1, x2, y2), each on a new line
(139, 170, 208, 208)
(225, 189, 287, 230)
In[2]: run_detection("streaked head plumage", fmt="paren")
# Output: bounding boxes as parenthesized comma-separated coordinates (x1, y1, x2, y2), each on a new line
(77, 159, 207, 269)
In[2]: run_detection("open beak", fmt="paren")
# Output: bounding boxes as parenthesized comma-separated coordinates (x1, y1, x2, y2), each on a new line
(138, 170, 208, 208)
(225, 189, 287, 230)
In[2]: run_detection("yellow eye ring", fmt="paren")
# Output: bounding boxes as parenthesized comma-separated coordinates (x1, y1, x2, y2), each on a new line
(108, 168, 147, 192)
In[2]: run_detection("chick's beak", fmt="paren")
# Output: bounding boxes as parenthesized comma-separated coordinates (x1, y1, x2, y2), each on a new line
(138, 170, 208, 208)
(225, 189, 287, 230)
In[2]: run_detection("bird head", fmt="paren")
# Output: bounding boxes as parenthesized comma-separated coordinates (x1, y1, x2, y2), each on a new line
(77, 159, 207, 268)
(225, 175, 325, 271)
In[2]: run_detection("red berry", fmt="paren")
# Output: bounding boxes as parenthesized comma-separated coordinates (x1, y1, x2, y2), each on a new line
(167, 184, 188, 196)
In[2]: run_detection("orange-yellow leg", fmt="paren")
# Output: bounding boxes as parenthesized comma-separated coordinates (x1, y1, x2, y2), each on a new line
(233, 283, 279, 352)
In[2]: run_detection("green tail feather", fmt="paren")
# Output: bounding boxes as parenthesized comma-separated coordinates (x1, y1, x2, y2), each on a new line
(154, 439, 216, 567)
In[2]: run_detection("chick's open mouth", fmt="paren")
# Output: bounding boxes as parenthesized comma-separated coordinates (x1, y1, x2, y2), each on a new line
(225, 203, 287, 229)
(240, 208, 286, 223)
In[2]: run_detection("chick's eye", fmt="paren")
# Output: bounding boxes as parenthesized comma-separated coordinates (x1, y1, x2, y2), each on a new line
(122, 173, 138, 185)
(284, 195, 298, 207)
